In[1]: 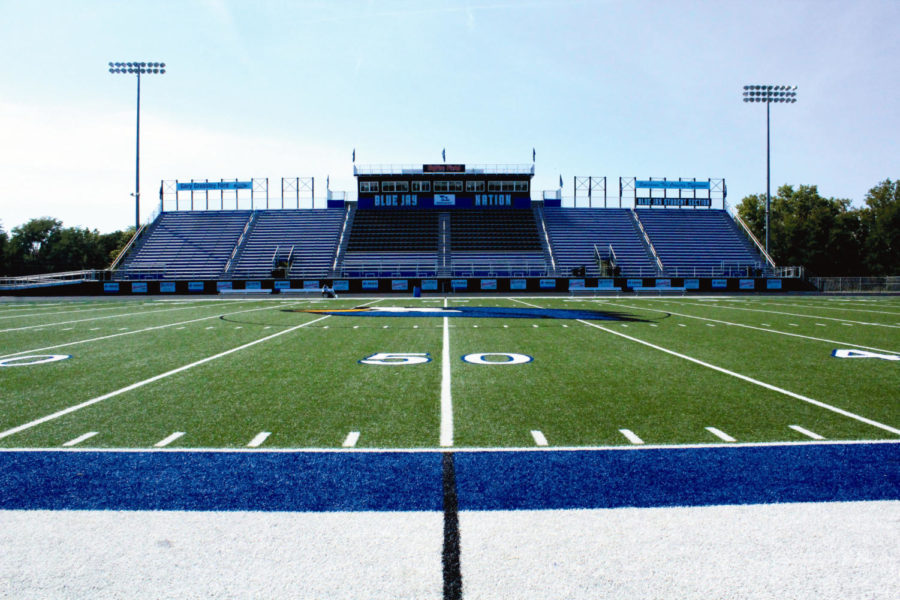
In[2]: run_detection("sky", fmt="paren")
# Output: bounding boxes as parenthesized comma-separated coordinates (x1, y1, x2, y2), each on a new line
(1, 0, 898, 233)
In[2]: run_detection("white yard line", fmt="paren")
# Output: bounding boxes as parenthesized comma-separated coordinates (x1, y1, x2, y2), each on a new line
(605, 301, 900, 355)
(440, 297, 453, 447)
(0, 315, 331, 441)
(705, 427, 737, 442)
(342, 431, 361, 448)
(61, 431, 99, 447)
(755, 300, 900, 317)
(0, 301, 256, 334)
(789, 425, 826, 440)
(0, 302, 303, 360)
(0, 302, 164, 321)
(531, 430, 549, 446)
(619, 429, 644, 445)
(246, 432, 271, 448)
(154, 432, 185, 448)
(577, 319, 900, 437)
(671, 300, 900, 329)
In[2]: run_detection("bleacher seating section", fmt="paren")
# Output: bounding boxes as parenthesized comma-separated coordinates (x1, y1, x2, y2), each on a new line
(542, 207, 657, 277)
(636, 209, 763, 276)
(230, 209, 345, 279)
(117, 211, 250, 280)
(114, 205, 765, 282)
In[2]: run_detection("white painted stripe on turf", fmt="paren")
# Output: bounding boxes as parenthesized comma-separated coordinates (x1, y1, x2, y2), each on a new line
(7, 439, 898, 454)
(606, 302, 900, 356)
(247, 432, 271, 448)
(705, 427, 737, 442)
(0, 315, 331, 441)
(675, 300, 900, 329)
(0, 301, 253, 333)
(343, 431, 360, 447)
(619, 429, 644, 444)
(789, 425, 825, 440)
(440, 297, 453, 447)
(531, 430, 549, 446)
(576, 319, 900, 436)
(62, 431, 98, 447)
(0, 302, 304, 361)
(154, 432, 185, 447)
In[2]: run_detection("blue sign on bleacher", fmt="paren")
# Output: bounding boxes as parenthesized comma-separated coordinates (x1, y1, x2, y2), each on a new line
(568, 279, 586, 290)
(131, 282, 148, 293)
(739, 279, 755, 290)
(160, 282, 176, 293)
(274, 280, 290, 290)
(712, 279, 728, 289)
(510, 279, 527, 290)
(481, 279, 497, 290)
(246, 281, 261, 290)
(636, 180, 711, 190)
(303, 280, 320, 290)
(767, 279, 782, 290)
(627, 279, 642, 289)
(217, 281, 232, 291)
(656, 278, 671, 288)
(362, 280, 379, 290)
(392, 280, 408, 291)
(334, 280, 349, 291)
(451, 279, 467, 290)
(421, 280, 438, 291)
(104, 282, 119, 293)
(189, 281, 204, 292)
(539, 279, 556, 289)
(684, 279, 700, 290)
(597, 279, 616, 289)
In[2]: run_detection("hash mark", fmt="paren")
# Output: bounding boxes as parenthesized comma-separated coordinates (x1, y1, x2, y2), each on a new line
(619, 429, 644, 444)
(342, 431, 360, 447)
(530, 430, 548, 446)
(154, 431, 185, 448)
(789, 425, 825, 440)
(247, 431, 271, 447)
(705, 427, 736, 442)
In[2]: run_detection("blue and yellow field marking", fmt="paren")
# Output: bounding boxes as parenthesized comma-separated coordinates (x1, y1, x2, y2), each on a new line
(291, 305, 654, 321)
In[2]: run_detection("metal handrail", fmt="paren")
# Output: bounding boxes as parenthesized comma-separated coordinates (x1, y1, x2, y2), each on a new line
(732, 212, 776, 267)
(631, 211, 664, 274)
(108, 223, 146, 271)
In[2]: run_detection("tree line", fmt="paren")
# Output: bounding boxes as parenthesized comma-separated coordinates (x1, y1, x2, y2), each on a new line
(0, 218, 133, 277)
(736, 179, 898, 276)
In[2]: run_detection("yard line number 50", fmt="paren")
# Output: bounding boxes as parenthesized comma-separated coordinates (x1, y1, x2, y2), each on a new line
(359, 352, 533, 365)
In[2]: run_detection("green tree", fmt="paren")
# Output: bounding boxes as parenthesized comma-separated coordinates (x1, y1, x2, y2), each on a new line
(736, 185, 864, 275)
(860, 179, 900, 275)
(8, 217, 63, 275)
(0, 222, 9, 275)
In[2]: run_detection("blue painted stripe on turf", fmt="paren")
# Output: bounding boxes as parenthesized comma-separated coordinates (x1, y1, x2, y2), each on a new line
(0, 452, 442, 512)
(454, 443, 900, 510)
(1, 444, 897, 512)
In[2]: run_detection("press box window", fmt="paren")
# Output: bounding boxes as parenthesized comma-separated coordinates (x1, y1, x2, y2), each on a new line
(382, 181, 409, 193)
(466, 181, 485, 192)
(359, 181, 379, 193)
(412, 181, 431, 192)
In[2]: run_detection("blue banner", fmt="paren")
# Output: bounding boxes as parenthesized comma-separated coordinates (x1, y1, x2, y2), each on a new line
(539, 279, 556, 289)
(739, 279, 755, 290)
(568, 279, 586, 290)
(246, 281, 261, 290)
(636, 198, 711, 207)
(480, 279, 497, 290)
(176, 181, 252, 191)
(510, 279, 527, 290)
(656, 278, 672, 288)
(274, 280, 290, 290)
(362, 280, 379, 290)
(303, 280, 320, 291)
(684, 279, 700, 290)
(766, 279, 782, 290)
(160, 282, 176, 293)
(627, 279, 642, 289)
(392, 279, 408, 291)
(217, 281, 232, 291)
(712, 279, 728, 289)
(189, 281, 204, 292)
(333, 280, 349, 291)
(451, 279, 467, 290)
(131, 282, 148, 293)
(421, 279, 438, 291)
(636, 180, 711, 190)
(103, 282, 119, 293)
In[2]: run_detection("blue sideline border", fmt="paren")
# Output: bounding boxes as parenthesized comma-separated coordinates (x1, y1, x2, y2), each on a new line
(1, 443, 897, 512)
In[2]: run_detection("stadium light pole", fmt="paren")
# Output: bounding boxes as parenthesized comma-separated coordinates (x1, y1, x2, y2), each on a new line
(109, 61, 166, 231)
(743, 84, 797, 256)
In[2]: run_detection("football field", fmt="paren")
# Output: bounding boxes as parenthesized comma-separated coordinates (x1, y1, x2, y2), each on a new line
(1, 294, 898, 598)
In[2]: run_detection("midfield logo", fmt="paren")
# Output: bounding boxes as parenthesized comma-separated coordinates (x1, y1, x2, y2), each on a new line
(291, 306, 650, 321)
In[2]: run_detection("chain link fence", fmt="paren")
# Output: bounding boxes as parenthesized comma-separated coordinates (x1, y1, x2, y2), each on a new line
(809, 276, 900, 293)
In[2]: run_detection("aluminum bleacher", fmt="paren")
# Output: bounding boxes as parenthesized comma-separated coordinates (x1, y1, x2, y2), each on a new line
(542, 207, 657, 277)
(635, 209, 764, 276)
(116, 211, 251, 280)
(230, 209, 345, 279)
